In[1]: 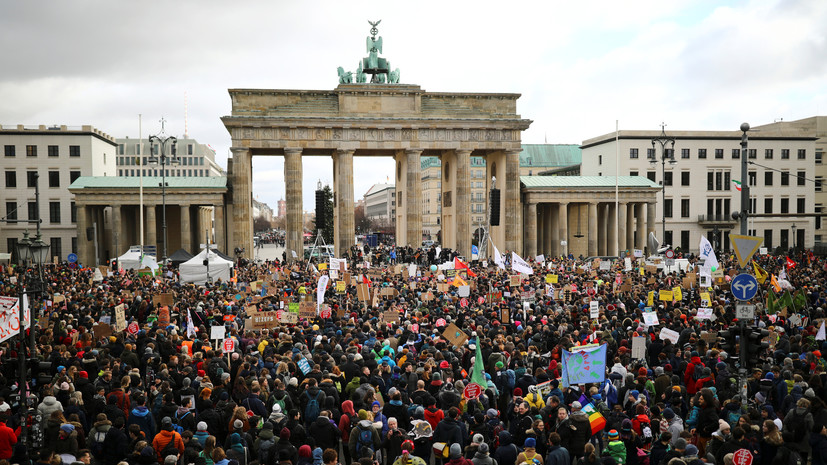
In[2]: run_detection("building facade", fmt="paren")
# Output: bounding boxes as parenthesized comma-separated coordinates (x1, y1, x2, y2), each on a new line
(581, 126, 818, 253)
(115, 136, 225, 178)
(363, 183, 395, 226)
(253, 198, 274, 222)
(1, 124, 117, 262)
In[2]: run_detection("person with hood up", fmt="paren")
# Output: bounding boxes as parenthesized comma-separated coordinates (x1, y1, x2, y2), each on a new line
(127, 397, 156, 440)
(253, 422, 277, 465)
(515, 438, 543, 465)
(309, 411, 340, 454)
(566, 402, 592, 460)
(492, 431, 518, 465)
(349, 410, 381, 462)
(152, 417, 185, 464)
(601, 430, 626, 465)
(445, 443, 473, 465)
(38, 394, 65, 428)
(226, 433, 248, 465)
(339, 400, 358, 465)
(434, 408, 466, 452)
(544, 433, 569, 465)
(312, 448, 324, 465)
(276, 427, 299, 465)
(694, 367, 715, 393)
(684, 353, 705, 396)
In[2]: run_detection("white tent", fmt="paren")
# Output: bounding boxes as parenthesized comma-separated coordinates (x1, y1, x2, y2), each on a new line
(117, 249, 159, 271)
(179, 248, 233, 285)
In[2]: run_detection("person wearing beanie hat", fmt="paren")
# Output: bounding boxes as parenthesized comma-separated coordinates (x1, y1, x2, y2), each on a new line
(193, 421, 210, 447)
(348, 408, 380, 461)
(602, 430, 626, 464)
(515, 438, 539, 465)
(685, 444, 699, 458)
(152, 417, 185, 463)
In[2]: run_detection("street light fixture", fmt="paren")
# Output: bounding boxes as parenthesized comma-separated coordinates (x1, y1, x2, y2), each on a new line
(791, 223, 797, 251)
(148, 118, 179, 262)
(650, 123, 676, 244)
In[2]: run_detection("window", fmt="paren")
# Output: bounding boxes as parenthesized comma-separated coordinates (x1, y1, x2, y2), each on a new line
(5, 202, 17, 220)
(71, 237, 77, 255)
(781, 149, 790, 159)
(764, 198, 773, 214)
(49, 202, 61, 223)
(817, 151, 823, 165)
(680, 230, 690, 251)
(818, 176, 824, 192)
(797, 198, 806, 214)
(48, 145, 59, 157)
(681, 171, 690, 186)
(598, 155, 602, 165)
(136, 144, 141, 155)
(765, 149, 773, 159)
(707, 172, 713, 191)
(725, 171, 730, 190)
(118, 170, 123, 176)
(798, 171, 806, 186)
(798, 149, 806, 159)
(664, 199, 673, 218)
(681, 199, 690, 218)
(630, 171, 639, 177)
(698, 149, 707, 159)
(765, 172, 773, 186)
(647, 148, 656, 160)
(732, 148, 740, 159)
(70, 171, 81, 183)
(817, 205, 823, 230)
(4, 171, 15, 188)
(781, 171, 789, 186)
(27, 202, 37, 221)
(27, 171, 38, 188)
(69, 145, 80, 157)
(715, 149, 724, 159)
(647, 171, 656, 182)
(681, 148, 690, 159)
(4, 145, 14, 157)
(50, 238, 61, 261)
(664, 231, 673, 247)
(780, 198, 789, 214)
(118, 144, 125, 155)
(664, 171, 673, 186)
(26, 145, 37, 157)
(48, 171, 60, 188)
(715, 171, 722, 190)
(188, 144, 194, 155)
(764, 230, 773, 249)
(751, 198, 757, 215)
(71, 201, 77, 223)
(748, 149, 756, 159)
(748, 171, 757, 186)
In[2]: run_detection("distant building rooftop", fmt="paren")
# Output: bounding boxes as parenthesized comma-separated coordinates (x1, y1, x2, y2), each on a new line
(521, 175, 659, 189)
(69, 176, 227, 189)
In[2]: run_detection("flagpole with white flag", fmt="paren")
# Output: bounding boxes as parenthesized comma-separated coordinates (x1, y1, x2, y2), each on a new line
(139, 114, 144, 259)
(511, 251, 534, 275)
(817, 321, 826, 341)
(699, 235, 719, 272)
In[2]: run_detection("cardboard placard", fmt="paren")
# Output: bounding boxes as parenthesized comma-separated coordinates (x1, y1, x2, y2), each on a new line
(645, 265, 658, 274)
(700, 331, 718, 343)
(422, 292, 435, 301)
(52, 294, 65, 304)
(658, 290, 673, 301)
(279, 311, 298, 324)
(501, 307, 510, 324)
(442, 323, 468, 348)
(298, 301, 316, 319)
(380, 287, 397, 297)
(114, 304, 126, 332)
(510, 275, 521, 287)
(153, 293, 174, 307)
(381, 310, 400, 323)
(245, 309, 279, 330)
(92, 323, 113, 341)
(356, 284, 370, 301)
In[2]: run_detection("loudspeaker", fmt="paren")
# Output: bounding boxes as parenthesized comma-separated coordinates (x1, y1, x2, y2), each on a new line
(315, 189, 327, 227)
(489, 188, 501, 226)
(86, 227, 94, 241)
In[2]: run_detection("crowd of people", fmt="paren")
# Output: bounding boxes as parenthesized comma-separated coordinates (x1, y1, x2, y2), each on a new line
(0, 246, 826, 465)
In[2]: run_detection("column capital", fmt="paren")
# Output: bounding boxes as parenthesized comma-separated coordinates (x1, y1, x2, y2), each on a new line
(405, 148, 423, 155)
(284, 147, 303, 156)
(335, 148, 355, 156)
(455, 149, 473, 156)
(558, 201, 569, 206)
(229, 147, 250, 155)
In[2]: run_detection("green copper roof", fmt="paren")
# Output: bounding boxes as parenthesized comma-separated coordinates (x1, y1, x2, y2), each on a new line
(521, 176, 660, 188)
(69, 176, 227, 189)
(520, 144, 581, 167)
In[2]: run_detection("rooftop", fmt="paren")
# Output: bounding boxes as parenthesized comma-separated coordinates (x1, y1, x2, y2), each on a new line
(69, 176, 227, 190)
(364, 183, 394, 196)
(521, 175, 660, 189)
(0, 124, 117, 144)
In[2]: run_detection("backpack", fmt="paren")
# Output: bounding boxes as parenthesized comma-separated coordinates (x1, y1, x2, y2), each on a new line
(639, 420, 653, 442)
(270, 393, 287, 414)
(305, 391, 321, 423)
(90, 429, 107, 459)
(173, 410, 190, 434)
(258, 437, 276, 465)
(790, 413, 808, 442)
(491, 422, 505, 449)
(691, 364, 704, 382)
(407, 403, 422, 417)
(160, 435, 180, 462)
(355, 424, 374, 453)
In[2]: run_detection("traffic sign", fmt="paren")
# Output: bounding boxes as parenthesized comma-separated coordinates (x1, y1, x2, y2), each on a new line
(730, 234, 764, 268)
(460, 298, 468, 308)
(320, 307, 332, 319)
(664, 258, 675, 267)
(67, 253, 78, 263)
(68, 262, 77, 269)
(731, 274, 759, 301)
(732, 449, 753, 465)
(223, 339, 235, 352)
(463, 383, 483, 400)
(735, 304, 756, 320)
(664, 249, 675, 259)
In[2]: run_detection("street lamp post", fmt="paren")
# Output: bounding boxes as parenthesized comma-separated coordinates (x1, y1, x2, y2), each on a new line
(650, 124, 676, 243)
(791, 223, 797, 251)
(148, 118, 179, 262)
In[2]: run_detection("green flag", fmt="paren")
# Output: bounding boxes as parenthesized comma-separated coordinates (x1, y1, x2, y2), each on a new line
(767, 289, 778, 315)
(794, 290, 808, 311)
(470, 337, 487, 388)
(781, 291, 795, 312)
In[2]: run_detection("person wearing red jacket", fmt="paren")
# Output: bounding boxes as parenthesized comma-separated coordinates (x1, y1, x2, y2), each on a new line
(0, 418, 18, 460)
(684, 353, 705, 395)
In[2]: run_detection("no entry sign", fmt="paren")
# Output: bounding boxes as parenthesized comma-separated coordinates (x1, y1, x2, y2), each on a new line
(732, 449, 752, 465)
(463, 382, 483, 400)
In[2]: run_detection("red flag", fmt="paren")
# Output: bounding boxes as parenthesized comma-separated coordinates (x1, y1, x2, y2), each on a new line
(454, 257, 477, 278)
(786, 256, 797, 269)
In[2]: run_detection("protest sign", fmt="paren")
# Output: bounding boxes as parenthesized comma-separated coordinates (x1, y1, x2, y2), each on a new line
(153, 293, 174, 307)
(510, 275, 521, 287)
(659, 327, 680, 344)
(697, 308, 714, 320)
(0, 296, 23, 343)
(210, 326, 226, 340)
(590, 301, 599, 319)
(672, 287, 682, 301)
(92, 323, 113, 341)
(546, 274, 558, 284)
(658, 290, 673, 301)
(245, 309, 279, 330)
(442, 323, 468, 348)
(632, 337, 647, 359)
(336, 281, 346, 294)
(298, 301, 316, 319)
(643, 311, 659, 326)
(114, 304, 126, 332)
(279, 311, 298, 324)
(561, 344, 607, 387)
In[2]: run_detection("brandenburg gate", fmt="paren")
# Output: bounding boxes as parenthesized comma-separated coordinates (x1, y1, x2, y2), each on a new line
(222, 22, 531, 260)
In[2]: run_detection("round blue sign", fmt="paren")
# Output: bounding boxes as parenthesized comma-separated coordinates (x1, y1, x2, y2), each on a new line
(731, 274, 759, 301)
(67, 253, 78, 263)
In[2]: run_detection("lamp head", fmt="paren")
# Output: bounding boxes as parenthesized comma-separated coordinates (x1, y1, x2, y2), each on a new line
(740, 122, 750, 132)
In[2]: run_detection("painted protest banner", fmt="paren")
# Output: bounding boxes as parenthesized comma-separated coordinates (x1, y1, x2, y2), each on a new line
(0, 296, 23, 343)
(659, 327, 680, 344)
(632, 337, 647, 359)
(336, 281, 346, 294)
(509, 275, 521, 287)
(278, 311, 298, 324)
(643, 311, 659, 326)
(658, 290, 673, 301)
(561, 344, 607, 387)
(114, 304, 126, 332)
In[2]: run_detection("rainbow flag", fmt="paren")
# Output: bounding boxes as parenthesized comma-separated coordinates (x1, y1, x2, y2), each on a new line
(578, 394, 607, 435)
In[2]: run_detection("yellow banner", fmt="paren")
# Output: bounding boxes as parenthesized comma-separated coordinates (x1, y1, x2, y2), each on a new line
(659, 290, 673, 301)
(647, 291, 654, 307)
(546, 274, 558, 284)
(672, 286, 682, 301)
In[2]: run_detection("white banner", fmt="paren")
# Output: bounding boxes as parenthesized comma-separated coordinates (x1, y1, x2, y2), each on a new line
(624, 258, 633, 271)
(696, 308, 714, 320)
(699, 235, 719, 272)
(0, 296, 25, 343)
(511, 252, 534, 275)
(329, 257, 348, 272)
(590, 301, 599, 319)
(535, 254, 545, 263)
(492, 244, 506, 271)
(659, 328, 680, 344)
(643, 311, 659, 326)
(317, 275, 330, 312)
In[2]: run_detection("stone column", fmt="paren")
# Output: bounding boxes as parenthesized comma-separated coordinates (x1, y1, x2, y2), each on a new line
(626, 203, 635, 252)
(214, 204, 226, 252)
(284, 148, 304, 261)
(335, 149, 355, 257)
(455, 149, 472, 258)
(550, 204, 560, 257)
(406, 149, 422, 247)
(608, 203, 618, 256)
(525, 202, 538, 258)
(230, 147, 253, 258)
(504, 150, 521, 252)
(180, 204, 191, 253)
(76, 204, 90, 267)
(146, 205, 157, 253)
(597, 203, 606, 256)
(558, 202, 568, 257)
(647, 202, 657, 251)
(541, 205, 550, 256)
(635, 203, 646, 250)
(618, 202, 628, 254)
(112, 204, 122, 257)
(588, 202, 598, 257)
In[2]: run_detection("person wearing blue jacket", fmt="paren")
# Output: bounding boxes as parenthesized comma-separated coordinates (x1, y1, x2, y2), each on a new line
(127, 396, 156, 440)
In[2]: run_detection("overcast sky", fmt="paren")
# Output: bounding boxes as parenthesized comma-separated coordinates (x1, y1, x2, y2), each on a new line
(2, 0, 826, 211)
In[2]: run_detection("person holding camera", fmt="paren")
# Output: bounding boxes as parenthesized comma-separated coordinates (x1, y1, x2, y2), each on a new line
(381, 418, 406, 465)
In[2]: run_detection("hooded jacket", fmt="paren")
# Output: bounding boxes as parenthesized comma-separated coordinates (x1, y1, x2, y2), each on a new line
(348, 420, 380, 460)
(684, 357, 704, 395)
(37, 396, 64, 421)
(0, 422, 17, 460)
(339, 400, 356, 442)
(493, 431, 519, 465)
(308, 415, 339, 451)
(127, 406, 156, 439)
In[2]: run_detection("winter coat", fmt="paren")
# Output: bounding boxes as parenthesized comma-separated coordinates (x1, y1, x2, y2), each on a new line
(0, 422, 17, 460)
(152, 429, 185, 463)
(127, 406, 156, 440)
(492, 431, 519, 465)
(567, 411, 592, 457)
(37, 396, 64, 422)
(54, 431, 80, 457)
(471, 451, 497, 465)
(544, 445, 570, 465)
(696, 406, 719, 439)
(434, 418, 465, 450)
(602, 440, 626, 465)
(348, 420, 381, 460)
(811, 433, 827, 465)
(102, 426, 129, 465)
(308, 416, 340, 451)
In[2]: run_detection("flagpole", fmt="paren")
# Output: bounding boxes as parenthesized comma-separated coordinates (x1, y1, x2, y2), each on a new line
(139, 114, 144, 259)
(615, 120, 619, 255)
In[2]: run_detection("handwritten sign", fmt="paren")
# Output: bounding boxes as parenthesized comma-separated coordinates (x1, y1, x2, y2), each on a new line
(561, 344, 607, 387)
(697, 308, 714, 320)
(509, 275, 521, 287)
(336, 281, 346, 294)
(279, 311, 298, 324)
(298, 301, 316, 319)
(546, 274, 558, 284)
(658, 290, 673, 302)
(245, 309, 279, 330)
(153, 293, 174, 307)
(442, 323, 468, 348)
(659, 327, 680, 344)
(590, 301, 599, 319)
(643, 311, 659, 326)
(114, 304, 126, 332)
(632, 337, 646, 359)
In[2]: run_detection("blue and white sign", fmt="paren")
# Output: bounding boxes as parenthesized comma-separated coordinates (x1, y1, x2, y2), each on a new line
(67, 253, 78, 263)
(731, 274, 758, 301)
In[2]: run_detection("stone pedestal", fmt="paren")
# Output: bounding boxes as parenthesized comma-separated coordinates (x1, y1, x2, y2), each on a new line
(77, 205, 89, 266)
(112, 204, 122, 257)
(284, 148, 304, 261)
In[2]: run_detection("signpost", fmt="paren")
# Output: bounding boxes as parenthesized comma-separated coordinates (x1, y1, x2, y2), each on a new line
(736, 304, 756, 320)
(730, 235, 764, 269)
(67, 253, 78, 263)
(732, 449, 753, 465)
